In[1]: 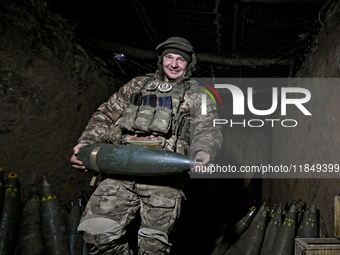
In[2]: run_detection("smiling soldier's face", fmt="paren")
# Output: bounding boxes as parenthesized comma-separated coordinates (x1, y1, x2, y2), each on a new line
(162, 53, 188, 81)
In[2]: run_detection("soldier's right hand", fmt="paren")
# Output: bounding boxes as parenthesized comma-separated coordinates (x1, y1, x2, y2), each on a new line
(71, 143, 87, 171)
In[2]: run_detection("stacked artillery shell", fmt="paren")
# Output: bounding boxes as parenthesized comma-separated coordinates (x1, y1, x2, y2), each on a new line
(225, 203, 267, 255)
(271, 202, 297, 255)
(239, 206, 268, 255)
(40, 176, 71, 255)
(233, 207, 256, 235)
(296, 200, 306, 226)
(0, 168, 4, 219)
(211, 207, 256, 255)
(0, 172, 21, 255)
(267, 204, 276, 222)
(17, 185, 44, 255)
(67, 198, 84, 255)
(283, 200, 298, 224)
(319, 215, 328, 238)
(260, 204, 282, 255)
(297, 202, 318, 238)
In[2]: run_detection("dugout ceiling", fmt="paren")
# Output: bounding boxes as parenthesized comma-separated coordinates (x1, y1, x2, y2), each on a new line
(46, 0, 334, 79)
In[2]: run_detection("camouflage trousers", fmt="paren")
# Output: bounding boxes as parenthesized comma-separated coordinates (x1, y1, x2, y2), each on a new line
(78, 178, 184, 255)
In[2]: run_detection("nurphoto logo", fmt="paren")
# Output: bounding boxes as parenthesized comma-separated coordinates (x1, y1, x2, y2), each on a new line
(199, 79, 312, 128)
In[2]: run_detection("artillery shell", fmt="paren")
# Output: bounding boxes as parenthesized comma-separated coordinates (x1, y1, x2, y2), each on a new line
(40, 176, 71, 255)
(0, 172, 21, 255)
(0, 168, 4, 219)
(297, 202, 318, 238)
(17, 185, 43, 255)
(67, 198, 84, 255)
(319, 215, 328, 238)
(225, 203, 267, 255)
(240, 207, 267, 255)
(260, 204, 282, 255)
(77, 143, 194, 175)
(271, 202, 297, 255)
(211, 207, 256, 255)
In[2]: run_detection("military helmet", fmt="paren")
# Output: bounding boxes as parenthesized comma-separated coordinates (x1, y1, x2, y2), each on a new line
(156, 36, 196, 78)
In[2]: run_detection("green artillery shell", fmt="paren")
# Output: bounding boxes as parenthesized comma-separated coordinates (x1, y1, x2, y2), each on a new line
(297, 206, 309, 236)
(40, 176, 71, 255)
(234, 207, 257, 235)
(17, 185, 44, 255)
(271, 202, 297, 255)
(67, 198, 83, 255)
(0, 168, 4, 220)
(319, 215, 328, 238)
(0, 172, 21, 255)
(294, 199, 306, 226)
(240, 207, 268, 255)
(211, 207, 256, 255)
(260, 204, 282, 255)
(225, 203, 267, 255)
(77, 143, 194, 175)
(297, 202, 318, 238)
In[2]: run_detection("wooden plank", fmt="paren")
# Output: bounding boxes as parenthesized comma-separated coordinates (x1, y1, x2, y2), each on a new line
(334, 196, 340, 239)
(295, 238, 340, 255)
(80, 38, 294, 67)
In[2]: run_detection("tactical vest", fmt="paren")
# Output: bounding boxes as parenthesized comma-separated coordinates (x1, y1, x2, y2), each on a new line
(115, 76, 191, 147)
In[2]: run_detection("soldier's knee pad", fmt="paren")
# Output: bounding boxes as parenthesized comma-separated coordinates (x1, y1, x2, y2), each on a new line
(78, 217, 123, 245)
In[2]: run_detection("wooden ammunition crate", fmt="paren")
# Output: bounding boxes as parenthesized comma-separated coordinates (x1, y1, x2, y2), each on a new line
(295, 238, 340, 255)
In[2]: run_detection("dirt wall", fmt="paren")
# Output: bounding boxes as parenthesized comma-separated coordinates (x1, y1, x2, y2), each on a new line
(0, 0, 122, 204)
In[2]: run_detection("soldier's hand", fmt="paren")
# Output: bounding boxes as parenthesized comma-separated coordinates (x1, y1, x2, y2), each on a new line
(71, 143, 87, 171)
(191, 151, 211, 174)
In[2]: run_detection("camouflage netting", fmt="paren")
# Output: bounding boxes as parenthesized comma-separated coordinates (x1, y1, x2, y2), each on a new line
(0, 0, 122, 203)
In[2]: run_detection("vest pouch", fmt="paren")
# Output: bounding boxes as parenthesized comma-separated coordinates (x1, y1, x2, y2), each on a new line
(117, 104, 139, 131)
(132, 105, 156, 132)
(108, 124, 123, 144)
(149, 106, 172, 134)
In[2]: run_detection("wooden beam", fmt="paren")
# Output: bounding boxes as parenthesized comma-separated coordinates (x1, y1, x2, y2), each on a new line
(82, 38, 158, 59)
(195, 53, 293, 67)
(334, 195, 340, 239)
(81, 38, 294, 67)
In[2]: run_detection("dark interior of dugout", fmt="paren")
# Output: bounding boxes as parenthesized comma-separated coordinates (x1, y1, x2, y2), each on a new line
(2, 0, 340, 254)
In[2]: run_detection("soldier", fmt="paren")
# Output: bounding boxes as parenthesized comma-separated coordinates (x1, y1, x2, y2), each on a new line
(70, 37, 222, 254)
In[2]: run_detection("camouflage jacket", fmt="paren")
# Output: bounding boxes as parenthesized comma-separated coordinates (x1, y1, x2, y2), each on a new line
(78, 74, 222, 160)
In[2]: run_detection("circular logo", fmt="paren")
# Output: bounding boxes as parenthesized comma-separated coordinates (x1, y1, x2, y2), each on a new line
(158, 83, 173, 93)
